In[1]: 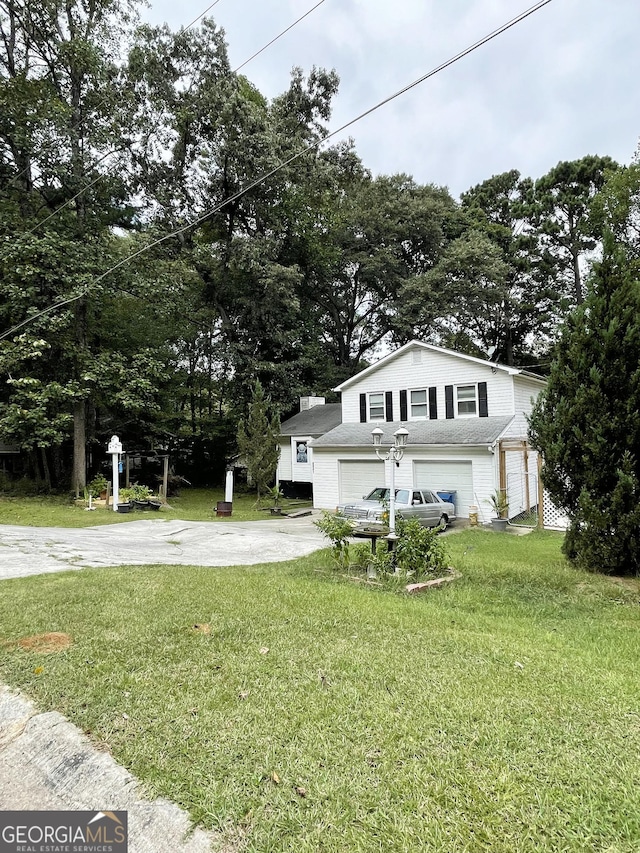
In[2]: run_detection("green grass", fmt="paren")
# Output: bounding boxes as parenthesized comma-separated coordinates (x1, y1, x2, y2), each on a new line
(0, 530, 639, 851)
(0, 488, 312, 527)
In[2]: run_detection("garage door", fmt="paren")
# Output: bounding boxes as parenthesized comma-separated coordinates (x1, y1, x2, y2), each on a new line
(414, 461, 474, 518)
(339, 461, 383, 504)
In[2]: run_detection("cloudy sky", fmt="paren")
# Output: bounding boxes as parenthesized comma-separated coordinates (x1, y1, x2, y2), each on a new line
(142, 0, 639, 199)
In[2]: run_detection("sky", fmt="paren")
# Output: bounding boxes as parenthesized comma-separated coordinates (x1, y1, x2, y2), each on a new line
(141, 0, 640, 199)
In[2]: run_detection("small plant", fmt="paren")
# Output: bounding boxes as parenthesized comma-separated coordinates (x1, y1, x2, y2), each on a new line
(267, 484, 284, 507)
(119, 484, 152, 502)
(314, 511, 356, 569)
(486, 489, 509, 518)
(88, 473, 109, 499)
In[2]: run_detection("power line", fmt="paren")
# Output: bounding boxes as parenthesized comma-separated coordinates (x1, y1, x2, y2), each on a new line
(25, 0, 328, 232)
(1, 0, 555, 341)
(234, 0, 327, 73)
(182, 0, 224, 32)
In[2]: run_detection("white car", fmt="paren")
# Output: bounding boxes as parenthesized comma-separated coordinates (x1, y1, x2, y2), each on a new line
(337, 487, 456, 532)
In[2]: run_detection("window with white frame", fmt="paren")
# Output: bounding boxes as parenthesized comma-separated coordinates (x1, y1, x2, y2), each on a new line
(369, 392, 385, 420)
(410, 389, 428, 419)
(456, 384, 477, 416)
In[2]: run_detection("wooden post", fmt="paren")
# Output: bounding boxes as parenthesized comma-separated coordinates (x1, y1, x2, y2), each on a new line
(537, 454, 544, 530)
(162, 455, 169, 503)
(523, 442, 531, 513)
(499, 441, 507, 493)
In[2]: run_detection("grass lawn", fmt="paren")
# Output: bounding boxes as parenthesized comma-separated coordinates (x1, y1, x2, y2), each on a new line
(0, 488, 311, 527)
(1, 530, 639, 851)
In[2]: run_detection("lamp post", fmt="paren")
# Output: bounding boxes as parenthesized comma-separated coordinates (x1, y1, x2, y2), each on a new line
(107, 435, 123, 512)
(371, 426, 409, 543)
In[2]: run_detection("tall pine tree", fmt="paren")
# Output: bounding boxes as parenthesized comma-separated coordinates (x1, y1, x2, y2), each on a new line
(236, 380, 281, 503)
(528, 236, 640, 574)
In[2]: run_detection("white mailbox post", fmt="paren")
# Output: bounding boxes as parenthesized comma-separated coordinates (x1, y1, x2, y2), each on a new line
(107, 435, 123, 512)
(225, 467, 234, 504)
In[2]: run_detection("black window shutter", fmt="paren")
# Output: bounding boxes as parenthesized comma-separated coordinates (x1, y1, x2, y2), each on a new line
(478, 382, 488, 417)
(399, 390, 408, 422)
(429, 386, 438, 420)
(445, 385, 454, 419)
(385, 391, 393, 422)
(359, 393, 367, 423)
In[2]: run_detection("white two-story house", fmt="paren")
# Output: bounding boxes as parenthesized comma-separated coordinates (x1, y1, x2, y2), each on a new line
(306, 341, 546, 521)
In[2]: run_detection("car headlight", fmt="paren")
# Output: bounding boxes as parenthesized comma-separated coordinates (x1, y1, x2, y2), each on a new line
(367, 509, 382, 520)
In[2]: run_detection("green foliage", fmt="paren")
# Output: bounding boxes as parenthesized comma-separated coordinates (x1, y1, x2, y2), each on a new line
(87, 473, 109, 498)
(315, 513, 449, 582)
(236, 380, 281, 502)
(529, 232, 640, 575)
(266, 484, 284, 506)
(534, 155, 619, 306)
(393, 516, 449, 577)
(119, 484, 152, 502)
(485, 489, 509, 518)
(313, 511, 355, 568)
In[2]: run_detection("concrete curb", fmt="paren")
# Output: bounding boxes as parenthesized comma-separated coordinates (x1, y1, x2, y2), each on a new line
(0, 686, 235, 852)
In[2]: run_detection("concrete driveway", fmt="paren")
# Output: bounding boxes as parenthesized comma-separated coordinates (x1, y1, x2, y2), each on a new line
(0, 514, 327, 580)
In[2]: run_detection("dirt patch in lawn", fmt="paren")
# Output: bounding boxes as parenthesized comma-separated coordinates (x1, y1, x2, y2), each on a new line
(14, 632, 73, 654)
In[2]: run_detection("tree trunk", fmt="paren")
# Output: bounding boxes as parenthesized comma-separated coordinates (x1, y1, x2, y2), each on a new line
(573, 249, 583, 306)
(72, 399, 86, 497)
(40, 447, 51, 491)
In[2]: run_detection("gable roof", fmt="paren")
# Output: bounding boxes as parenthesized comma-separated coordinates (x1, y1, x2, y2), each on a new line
(333, 341, 546, 391)
(311, 416, 514, 448)
(280, 403, 342, 437)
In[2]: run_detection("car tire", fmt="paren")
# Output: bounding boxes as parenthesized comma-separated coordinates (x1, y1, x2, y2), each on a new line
(437, 515, 448, 531)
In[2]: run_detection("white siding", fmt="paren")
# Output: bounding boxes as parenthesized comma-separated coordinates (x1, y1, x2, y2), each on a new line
(278, 436, 315, 484)
(313, 445, 500, 515)
(277, 440, 293, 482)
(414, 450, 497, 520)
(291, 437, 313, 483)
(505, 376, 545, 438)
(313, 448, 414, 510)
(340, 345, 515, 424)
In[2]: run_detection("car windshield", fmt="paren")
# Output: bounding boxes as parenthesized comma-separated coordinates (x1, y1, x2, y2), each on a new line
(364, 488, 410, 503)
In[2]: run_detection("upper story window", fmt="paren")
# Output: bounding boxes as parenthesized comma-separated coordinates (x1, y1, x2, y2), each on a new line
(457, 385, 477, 416)
(369, 392, 385, 420)
(445, 381, 488, 419)
(410, 389, 428, 419)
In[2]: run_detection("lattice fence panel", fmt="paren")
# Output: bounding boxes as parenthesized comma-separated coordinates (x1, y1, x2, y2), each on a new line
(542, 492, 569, 530)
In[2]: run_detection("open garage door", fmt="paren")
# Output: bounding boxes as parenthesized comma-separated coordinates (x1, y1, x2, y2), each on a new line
(414, 460, 474, 518)
(339, 460, 382, 504)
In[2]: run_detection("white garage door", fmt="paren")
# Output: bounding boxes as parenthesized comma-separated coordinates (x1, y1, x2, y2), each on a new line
(339, 461, 382, 504)
(414, 461, 474, 518)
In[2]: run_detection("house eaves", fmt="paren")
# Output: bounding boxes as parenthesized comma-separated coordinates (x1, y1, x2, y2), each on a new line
(333, 341, 545, 392)
(311, 416, 515, 448)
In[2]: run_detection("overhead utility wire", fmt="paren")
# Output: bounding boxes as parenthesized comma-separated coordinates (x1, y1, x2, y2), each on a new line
(26, 0, 328, 233)
(182, 0, 223, 32)
(234, 0, 326, 73)
(1, 0, 554, 342)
